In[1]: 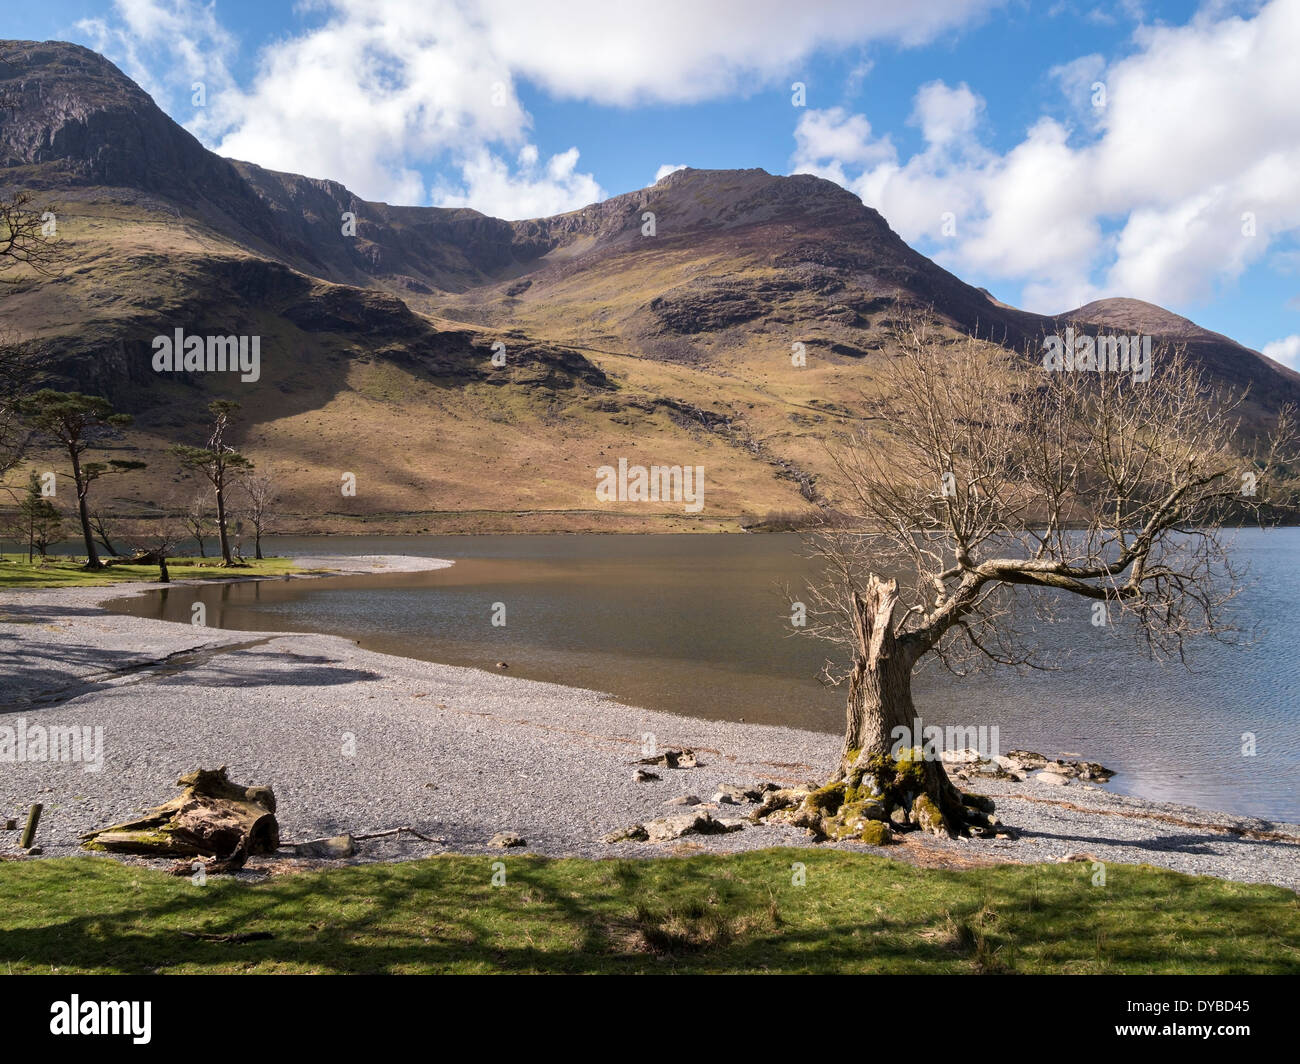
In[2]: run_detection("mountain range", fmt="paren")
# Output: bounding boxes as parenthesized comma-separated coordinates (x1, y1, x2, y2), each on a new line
(3, 39, 1296, 533)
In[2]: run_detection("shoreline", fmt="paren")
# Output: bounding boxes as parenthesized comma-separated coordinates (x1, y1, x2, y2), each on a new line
(2, 555, 1297, 890)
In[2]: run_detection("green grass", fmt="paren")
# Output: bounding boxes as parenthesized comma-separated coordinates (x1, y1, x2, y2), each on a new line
(0, 554, 302, 589)
(1, 850, 1295, 974)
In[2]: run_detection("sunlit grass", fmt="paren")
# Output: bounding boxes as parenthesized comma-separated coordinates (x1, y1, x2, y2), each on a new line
(2, 851, 1294, 974)
(0, 554, 302, 589)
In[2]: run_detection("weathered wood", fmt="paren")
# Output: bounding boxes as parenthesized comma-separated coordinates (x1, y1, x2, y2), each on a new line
(89, 830, 194, 856)
(835, 575, 970, 833)
(102, 550, 163, 567)
(19, 802, 42, 848)
(82, 767, 278, 862)
(281, 826, 440, 859)
(838, 577, 914, 775)
(168, 848, 250, 876)
(351, 826, 439, 842)
(176, 766, 277, 812)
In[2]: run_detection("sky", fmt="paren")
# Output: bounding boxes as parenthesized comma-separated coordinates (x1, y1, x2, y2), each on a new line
(9, 0, 1300, 360)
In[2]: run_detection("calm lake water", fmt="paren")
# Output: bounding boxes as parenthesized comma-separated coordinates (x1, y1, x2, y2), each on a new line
(102, 531, 1300, 821)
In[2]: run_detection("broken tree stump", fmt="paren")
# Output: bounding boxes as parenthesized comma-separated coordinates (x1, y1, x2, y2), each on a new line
(81, 766, 278, 862)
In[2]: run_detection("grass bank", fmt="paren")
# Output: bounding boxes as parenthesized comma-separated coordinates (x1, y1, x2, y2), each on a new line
(0, 555, 302, 590)
(2, 850, 1295, 974)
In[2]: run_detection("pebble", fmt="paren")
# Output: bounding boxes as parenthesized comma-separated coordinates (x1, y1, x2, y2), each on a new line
(2, 562, 1296, 891)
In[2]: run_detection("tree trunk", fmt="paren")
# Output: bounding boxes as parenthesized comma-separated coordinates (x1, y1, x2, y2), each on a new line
(837, 577, 918, 774)
(833, 574, 971, 834)
(158, 554, 170, 583)
(254, 528, 263, 560)
(68, 446, 100, 569)
(215, 480, 232, 566)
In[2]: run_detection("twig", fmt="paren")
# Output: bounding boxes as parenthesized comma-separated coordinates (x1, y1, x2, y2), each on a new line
(280, 825, 442, 847)
(352, 826, 442, 843)
(180, 931, 274, 943)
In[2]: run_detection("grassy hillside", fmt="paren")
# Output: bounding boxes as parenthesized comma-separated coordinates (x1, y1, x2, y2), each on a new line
(5, 197, 823, 532)
(4, 41, 1297, 532)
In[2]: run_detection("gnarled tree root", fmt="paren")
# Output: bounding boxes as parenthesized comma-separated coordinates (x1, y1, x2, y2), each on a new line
(753, 748, 1007, 845)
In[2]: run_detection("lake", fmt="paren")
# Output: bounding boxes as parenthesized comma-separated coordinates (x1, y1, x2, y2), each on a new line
(102, 530, 1300, 821)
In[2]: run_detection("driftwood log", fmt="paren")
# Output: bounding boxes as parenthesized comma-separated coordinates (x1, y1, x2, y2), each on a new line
(102, 550, 165, 567)
(82, 767, 278, 864)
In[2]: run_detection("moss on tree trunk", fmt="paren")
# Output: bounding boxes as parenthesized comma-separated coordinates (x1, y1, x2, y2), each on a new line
(800, 575, 997, 842)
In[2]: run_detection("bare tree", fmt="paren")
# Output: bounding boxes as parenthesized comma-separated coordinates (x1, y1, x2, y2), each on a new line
(0, 191, 61, 284)
(0, 184, 62, 482)
(173, 401, 252, 566)
(238, 471, 277, 560)
(795, 316, 1297, 838)
(183, 490, 213, 558)
(89, 510, 122, 557)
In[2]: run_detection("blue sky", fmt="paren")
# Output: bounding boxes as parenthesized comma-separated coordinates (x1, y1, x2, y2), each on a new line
(12, 0, 1300, 360)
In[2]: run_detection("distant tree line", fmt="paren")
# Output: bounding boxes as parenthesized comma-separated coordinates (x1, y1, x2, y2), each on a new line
(0, 187, 277, 576)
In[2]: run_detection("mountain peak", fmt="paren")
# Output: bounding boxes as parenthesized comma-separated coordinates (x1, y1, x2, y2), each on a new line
(643, 164, 864, 215)
(522, 165, 877, 257)
(652, 165, 771, 186)
(1064, 297, 1224, 342)
(0, 39, 157, 166)
(0, 37, 252, 209)
(5, 38, 1297, 531)
(0, 37, 130, 82)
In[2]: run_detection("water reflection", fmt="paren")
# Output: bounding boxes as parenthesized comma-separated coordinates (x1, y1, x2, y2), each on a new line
(102, 531, 1300, 820)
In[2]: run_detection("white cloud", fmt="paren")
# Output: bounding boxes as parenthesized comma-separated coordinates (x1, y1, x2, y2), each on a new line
(433, 146, 604, 220)
(653, 163, 688, 184)
(844, 58, 875, 96)
(794, 108, 895, 169)
(1262, 334, 1300, 370)
(789, 0, 1300, 314)
(910, 80, 983, 146)
(75, 0, 1000, 210)
(1048, 53, 1107, 125)
(476, 0, 1001, 105)
(77, 0, 237, 107)
(209, 2, 528, 206)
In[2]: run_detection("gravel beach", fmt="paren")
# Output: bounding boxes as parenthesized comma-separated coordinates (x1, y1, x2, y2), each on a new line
(2, 555, 1297, 890)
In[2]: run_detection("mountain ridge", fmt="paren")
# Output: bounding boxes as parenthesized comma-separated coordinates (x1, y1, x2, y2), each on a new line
(2, 39, 1295, 532)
